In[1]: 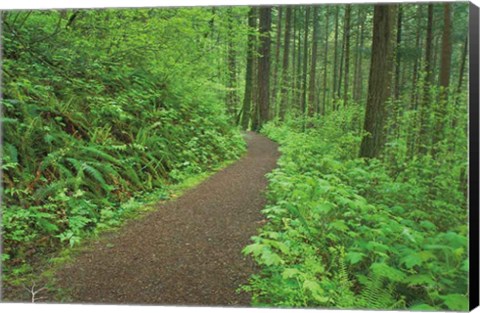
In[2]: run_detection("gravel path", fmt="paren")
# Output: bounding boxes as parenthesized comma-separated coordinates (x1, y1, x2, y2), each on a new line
(54, 132, 279, 306)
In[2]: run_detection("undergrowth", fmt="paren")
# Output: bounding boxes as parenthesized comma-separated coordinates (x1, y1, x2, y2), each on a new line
(1, 8, 246, 294)
(241, 107, 468, 311)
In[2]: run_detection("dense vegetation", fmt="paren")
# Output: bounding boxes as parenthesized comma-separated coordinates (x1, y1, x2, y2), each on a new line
(1, 8, 247, 285)
(238, 3, 469, 310)
(242, 115, 467, 310)
(1, 2, 470, 309)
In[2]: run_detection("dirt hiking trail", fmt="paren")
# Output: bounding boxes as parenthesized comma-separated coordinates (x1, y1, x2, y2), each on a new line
(54, 132, 279, 306)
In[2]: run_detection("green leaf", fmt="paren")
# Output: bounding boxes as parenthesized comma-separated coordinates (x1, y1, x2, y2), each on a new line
(370, 263, 406, 282)
(440, 294, 468, 311)
(400, 253, 423, 269)
(403, 274, 436, 287)
(303, 280, 328, 303)
(242, 243, 265, 257)
(37, 218, 59, 233)
(282, 268, 301, 279)
(345, 252, 366, 265)
(260, 249, 284, 266)
(410, 304, 438, 311)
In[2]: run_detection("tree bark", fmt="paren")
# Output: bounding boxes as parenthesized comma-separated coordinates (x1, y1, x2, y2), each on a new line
(394, 6, 402, 100)
(457, 34, 468, 93)
(418, 4, 434, 155)
(241, 7, 257, 130)
(359, 4, 397, 159)
(332, 6, 339, 107)
(353, 7, 364, 102)
(255, 6, 272, 131)
(343, 4, 351, 106)
(301, 7, 310, 118)
(271, 7, 283, 115)
(280, 7, 292, 120)
(226, 8, 238, 119)
(308, 6, 319, 117)
(295, 8, 303, 110)
(432, 3, 453, 156)
(321, 6, 330, 115)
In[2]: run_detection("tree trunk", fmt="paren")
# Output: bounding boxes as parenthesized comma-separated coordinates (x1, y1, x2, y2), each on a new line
(337, 17, 345, 102)
(291, 8, 297, 108)
(359, 4, 397, 159)
(256, 6, 272, 131)
(410, 5, 422, 111)
(343, 4, 351, 106)
(308, 6, 319, 118)
(432, 3, 452, 156)
(280, 7, 292, 120)
(418, 4, 434, 155)
(241, 7, 257, 130)
(394, 6, 402, 100)
(332, 6, 339, 107)
(271, 7, 283, 116)
(296, 9, 303, 110)
(301, 7, 310, 118)
(457, 35, 468, 93)
(407, 4, 423, 159)
(321, 6, 330, 115)
(226, 9, 238, 119)
(353, 7, 363, 102)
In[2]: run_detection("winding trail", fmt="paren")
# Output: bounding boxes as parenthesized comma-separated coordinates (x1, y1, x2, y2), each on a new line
(55, 132, 279, 306)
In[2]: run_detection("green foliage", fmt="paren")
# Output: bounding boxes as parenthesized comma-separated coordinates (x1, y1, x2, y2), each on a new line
(242, 107, 467, 310)
(1, 8, 246, 286)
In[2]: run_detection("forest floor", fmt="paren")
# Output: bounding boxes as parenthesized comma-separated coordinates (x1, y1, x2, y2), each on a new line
(51, 131, 279, 306)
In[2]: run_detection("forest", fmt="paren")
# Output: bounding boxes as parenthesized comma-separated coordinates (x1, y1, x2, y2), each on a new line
(1, 2, 470, 310)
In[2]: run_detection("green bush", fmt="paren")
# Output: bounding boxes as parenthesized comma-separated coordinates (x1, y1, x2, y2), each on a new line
(242, 111, 467, 310)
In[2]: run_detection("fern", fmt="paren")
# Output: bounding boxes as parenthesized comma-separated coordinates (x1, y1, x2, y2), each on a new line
(356, 274, 400, 309)
(83, 164, 111, 192)
(80, 146, 121, 165)
(333, 247, 356, 309)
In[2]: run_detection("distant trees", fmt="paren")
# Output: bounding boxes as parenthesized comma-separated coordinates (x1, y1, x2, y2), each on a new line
(229, 3, 466, 161)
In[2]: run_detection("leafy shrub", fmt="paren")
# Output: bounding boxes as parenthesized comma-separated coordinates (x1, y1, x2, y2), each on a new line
(1, 9, 246, 282)
(242, 111, 468, 311)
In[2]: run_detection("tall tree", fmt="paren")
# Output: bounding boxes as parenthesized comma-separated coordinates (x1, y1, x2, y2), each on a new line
(255, 6, 272, 130)
(394, 6, 403, 100)
(295, 9, 303, 108)
(353, 7, 366, 103)
(226, 8, 238, 119)
(359, 4, 397, 158)
(332, 6, 340, 107)
(279, 6, 292, 120)
(308, 6, 319, 117)
(321, 6, 330, 114)
(418, 4, 434, 154)
(457, 34, 468, 93)
(301, 7, 310, 118)
(432, 3, 453, 155)
(343, 4, 351, 106)
(409, 5, 423, 110)
(271, 7, 283, 114)
(291, 8, 297, 107)
(240, 7, 257, 130)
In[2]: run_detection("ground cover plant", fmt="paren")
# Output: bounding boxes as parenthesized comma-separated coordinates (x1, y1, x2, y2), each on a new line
(1, 8, 246, 290)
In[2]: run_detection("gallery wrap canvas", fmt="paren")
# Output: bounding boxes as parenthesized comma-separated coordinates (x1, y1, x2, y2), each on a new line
(0, 0, 479, 312)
